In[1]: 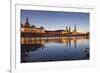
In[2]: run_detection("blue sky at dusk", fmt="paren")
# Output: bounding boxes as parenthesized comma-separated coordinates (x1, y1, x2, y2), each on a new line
(21, 10, 89, 32)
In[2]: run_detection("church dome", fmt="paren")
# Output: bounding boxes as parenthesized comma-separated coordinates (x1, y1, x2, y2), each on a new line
(40, 26, 44, 29)
(31, 25, 36, 28)
(23, 18, 30, 28)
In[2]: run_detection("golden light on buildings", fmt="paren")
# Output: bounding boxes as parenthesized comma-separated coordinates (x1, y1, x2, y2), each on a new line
(21, 28, 24, 32)
(21, 18, 89, 37)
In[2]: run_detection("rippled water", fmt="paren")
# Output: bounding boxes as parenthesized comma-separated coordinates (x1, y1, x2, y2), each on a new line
(21, 37, 89, 63)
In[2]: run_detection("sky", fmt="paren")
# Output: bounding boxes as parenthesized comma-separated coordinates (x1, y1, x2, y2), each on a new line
(21, 10, 89, 32)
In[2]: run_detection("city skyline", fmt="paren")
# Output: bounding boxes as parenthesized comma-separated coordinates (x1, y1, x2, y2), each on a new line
(21, 10, 90, 32)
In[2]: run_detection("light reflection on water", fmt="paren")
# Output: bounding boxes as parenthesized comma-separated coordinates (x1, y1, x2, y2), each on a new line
(21, 37, 89, 63)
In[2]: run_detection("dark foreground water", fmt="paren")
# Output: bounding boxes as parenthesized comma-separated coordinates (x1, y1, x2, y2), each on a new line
(21, 37, 89, 63)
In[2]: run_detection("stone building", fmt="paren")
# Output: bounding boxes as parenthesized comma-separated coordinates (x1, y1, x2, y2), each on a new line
(21, 18, 44, 33)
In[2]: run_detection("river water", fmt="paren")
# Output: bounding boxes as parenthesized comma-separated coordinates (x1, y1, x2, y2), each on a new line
(21, 37, 89, 63)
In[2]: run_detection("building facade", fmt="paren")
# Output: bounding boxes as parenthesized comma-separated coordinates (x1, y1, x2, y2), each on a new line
(21, 18, 44, 34)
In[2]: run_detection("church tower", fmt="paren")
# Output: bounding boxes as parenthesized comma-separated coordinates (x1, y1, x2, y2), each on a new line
(66, 26, 68, 32)
(73, 25, 77, 32)
(69, 26, 71, 32)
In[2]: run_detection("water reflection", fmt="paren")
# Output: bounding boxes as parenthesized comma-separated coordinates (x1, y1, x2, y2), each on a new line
(21, 37, 88, 47)
(21, 44, 44, 62)
(21, 37, 89, 63)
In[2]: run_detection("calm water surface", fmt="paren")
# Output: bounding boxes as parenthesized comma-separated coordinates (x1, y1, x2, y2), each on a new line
(21, 37, 89, 63)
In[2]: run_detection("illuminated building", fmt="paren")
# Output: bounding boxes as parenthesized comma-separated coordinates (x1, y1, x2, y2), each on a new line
(21, 18, 44, 33)
(21, 18, 88, 37)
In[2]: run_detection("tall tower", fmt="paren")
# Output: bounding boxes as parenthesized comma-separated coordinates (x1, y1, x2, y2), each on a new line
(69, 26, 71, 32)
(73, 25, 77, 32)
(66, 26, 68, 32)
